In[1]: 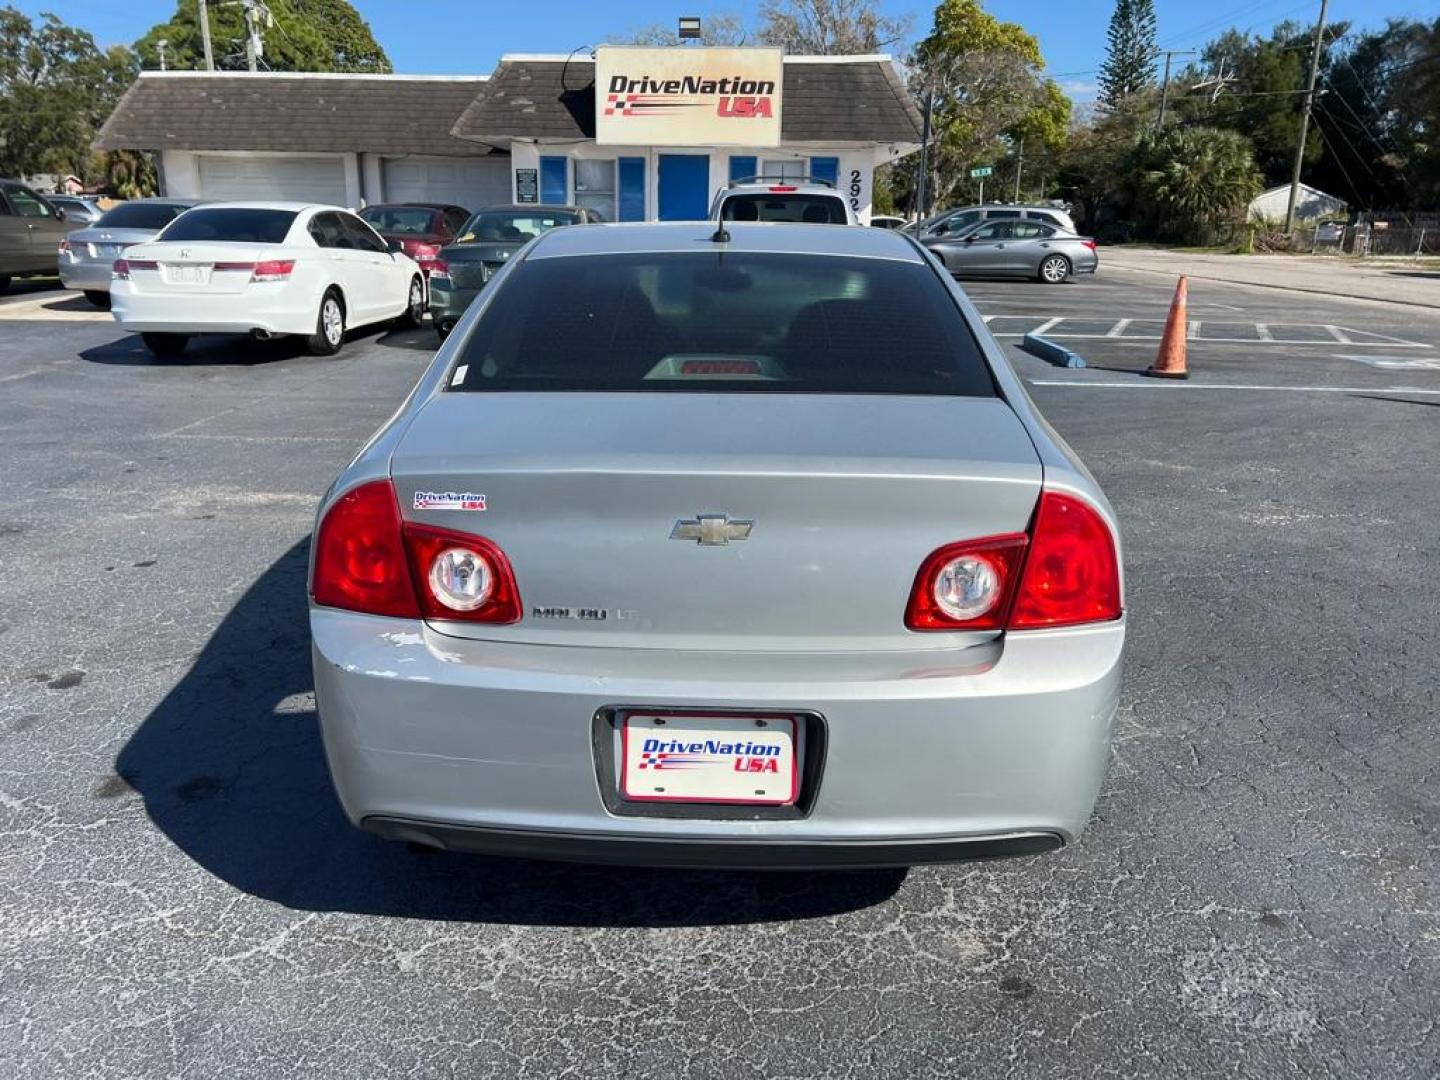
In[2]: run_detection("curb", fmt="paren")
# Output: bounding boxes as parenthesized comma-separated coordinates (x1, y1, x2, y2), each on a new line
(1021, 332, 1086, 368)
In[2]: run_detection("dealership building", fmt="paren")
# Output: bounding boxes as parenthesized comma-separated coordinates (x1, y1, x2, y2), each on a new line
(94, 48, 922, 223)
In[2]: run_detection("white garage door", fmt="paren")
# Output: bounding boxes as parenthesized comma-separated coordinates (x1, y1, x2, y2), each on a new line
(197, 155, 347, 205)
(381, 156, 510, 215)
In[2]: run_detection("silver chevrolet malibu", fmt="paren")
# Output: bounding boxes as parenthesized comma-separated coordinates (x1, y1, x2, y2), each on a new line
(309, 221, 1125, 869)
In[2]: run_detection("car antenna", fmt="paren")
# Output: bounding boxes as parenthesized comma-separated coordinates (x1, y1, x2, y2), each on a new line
(710, 222, 730, 244)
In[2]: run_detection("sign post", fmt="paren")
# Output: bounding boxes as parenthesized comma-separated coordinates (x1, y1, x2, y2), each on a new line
(970, 165, 993, 205)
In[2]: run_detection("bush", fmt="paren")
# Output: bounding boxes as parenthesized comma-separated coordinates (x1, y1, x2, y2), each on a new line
(1127, 127, 1264, 244)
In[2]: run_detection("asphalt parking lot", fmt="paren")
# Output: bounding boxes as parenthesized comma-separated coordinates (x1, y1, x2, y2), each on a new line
(2, 267, 1438, 1078)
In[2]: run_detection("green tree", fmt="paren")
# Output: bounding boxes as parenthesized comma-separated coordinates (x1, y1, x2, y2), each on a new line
(1129, 125, 1262, 242)
(1173, 22, 1342, 185)
(1312, 17, 1440, 210)
(135, 0, 391, 72)
(757, 0, 910, 54)
(1097, 0, 1157, 110)
(0, 6, 138, 182)
(910, 0, 1071, 209)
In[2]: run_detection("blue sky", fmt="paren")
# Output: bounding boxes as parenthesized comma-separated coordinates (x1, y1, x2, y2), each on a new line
(18, 0, 1437, 99)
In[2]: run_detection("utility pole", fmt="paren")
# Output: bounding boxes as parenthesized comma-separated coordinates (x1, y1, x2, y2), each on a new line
(1156, 49, 1196, 126)
(914, 87, 934, 222)
(157, 39, 168, 71)
(1013, 137, 1024, 202)
(198, 0, 215, 70)
(238, 0, 270, 73)
(1284, 0, 1328, 232)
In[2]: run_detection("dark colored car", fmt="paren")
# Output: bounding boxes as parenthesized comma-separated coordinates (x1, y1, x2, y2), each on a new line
(357, 203, 470, 279)
(429, 204, 597, 340)
(0, 178, 72, 292)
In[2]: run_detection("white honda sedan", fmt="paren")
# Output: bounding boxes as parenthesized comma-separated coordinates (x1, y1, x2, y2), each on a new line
(110, 202, 426, 358)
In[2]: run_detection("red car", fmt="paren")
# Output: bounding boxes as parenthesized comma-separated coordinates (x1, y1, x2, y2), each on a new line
(357, 203, 470, 278)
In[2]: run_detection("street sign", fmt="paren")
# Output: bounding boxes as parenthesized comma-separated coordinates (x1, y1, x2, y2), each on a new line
(970, 166, 993, 178)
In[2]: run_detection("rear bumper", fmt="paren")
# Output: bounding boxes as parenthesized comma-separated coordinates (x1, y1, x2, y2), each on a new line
(428, 281, 480, 326)
(58, 260, 114, 291)
(111, 280, 318, 336)
(363, 818, 1063, 869)
(312, 610, 1124, 867)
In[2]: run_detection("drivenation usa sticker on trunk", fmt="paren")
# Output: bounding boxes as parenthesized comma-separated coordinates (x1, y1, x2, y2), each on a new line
(413, 491, 487, 511)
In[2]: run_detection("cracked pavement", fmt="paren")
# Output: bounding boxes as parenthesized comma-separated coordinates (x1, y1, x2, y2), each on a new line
(0, 279, 1437, 1078)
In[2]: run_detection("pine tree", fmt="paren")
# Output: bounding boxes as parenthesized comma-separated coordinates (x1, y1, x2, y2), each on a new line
(1098, 0, 1158, 110)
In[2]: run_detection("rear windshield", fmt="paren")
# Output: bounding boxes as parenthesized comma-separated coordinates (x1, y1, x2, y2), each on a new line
(159, 208, 297, 244)
(447, 252, 993, 396)
(359, 206, 437, 235)
(460, 210, 577, 243)
(97, 202, 190, 230)
(720, 194, 848, 224)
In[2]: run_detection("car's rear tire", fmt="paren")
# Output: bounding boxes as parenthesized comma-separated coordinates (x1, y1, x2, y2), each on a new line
(395, 275, 425, 329)
(141, 332, 189, 358)
(0, 274, 11, 294)
(435, 320, 452, 343)
(1038, 254, 1071, 284)
(83, 290, 111, 309)
(306, 289, 346, 356)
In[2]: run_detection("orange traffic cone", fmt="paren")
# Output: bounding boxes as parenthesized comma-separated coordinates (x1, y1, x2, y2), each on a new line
(1145, 276, 1190, 379)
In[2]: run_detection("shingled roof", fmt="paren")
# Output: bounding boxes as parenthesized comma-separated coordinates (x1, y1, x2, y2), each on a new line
(450, 56, 923, 146)
(95, 72, 497, 156)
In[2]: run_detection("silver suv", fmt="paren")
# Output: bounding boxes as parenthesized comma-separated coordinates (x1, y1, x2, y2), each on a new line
(917, 204, 1076, 239)
(709, 177, 857, 225)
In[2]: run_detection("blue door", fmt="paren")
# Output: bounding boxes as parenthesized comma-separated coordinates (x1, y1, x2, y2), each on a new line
(657, 155, 710, 221)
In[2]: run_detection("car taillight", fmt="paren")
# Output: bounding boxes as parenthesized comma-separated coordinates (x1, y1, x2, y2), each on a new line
(906, 535, 1029, 630)
(1009, 491, 1121, 629)
(253, 259, 294, 281)
(409, 242, 441, 259)
(403, 523, 521, 623)
(312, 480, 419, 618)
(311, 479, 522, 623)
(1081, 239, 1098, 252)
(906, 490, 1121, 632)
(768, 185, 798, 192)
(58, 238, 70, 254)
(112, 258, 156, 279)
(210, 260, 294, 281)
(428, 260, 450, 281)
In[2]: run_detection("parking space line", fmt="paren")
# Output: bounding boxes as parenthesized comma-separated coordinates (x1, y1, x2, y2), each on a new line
(1029, 379, 1440, 394)
(1106, 319, 1131, 337)
(1327, 326, 1353, 343)
(1031, 317, 1063, 335)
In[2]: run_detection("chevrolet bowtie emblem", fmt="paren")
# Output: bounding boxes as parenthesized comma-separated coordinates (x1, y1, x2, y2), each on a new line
(670, 514, 753, 546)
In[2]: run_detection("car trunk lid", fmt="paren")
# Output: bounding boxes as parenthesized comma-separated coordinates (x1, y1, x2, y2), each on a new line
(123, 241, 286, 295)
(440, 242, 519, 290)
(391, 392, 1042, 651)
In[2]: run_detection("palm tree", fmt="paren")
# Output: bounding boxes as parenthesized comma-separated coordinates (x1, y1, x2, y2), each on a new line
(1133, 127, 1263, 243)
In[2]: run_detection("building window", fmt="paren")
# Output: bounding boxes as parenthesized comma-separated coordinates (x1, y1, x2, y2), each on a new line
(761, 159, 807, 182)
(574, 159, 616, 222)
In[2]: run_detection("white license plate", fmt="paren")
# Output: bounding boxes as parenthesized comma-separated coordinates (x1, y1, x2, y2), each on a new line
(620, 712, 798, 806)
(96, 244, 122, 258)
(165, 264, 209, 284)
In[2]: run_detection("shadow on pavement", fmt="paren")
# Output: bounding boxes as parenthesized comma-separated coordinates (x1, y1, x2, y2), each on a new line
(80, 333, 295, 367)
(114, 540, 906, 926)
(40, 294, 98, 313)
(374, 324, 441, 353)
